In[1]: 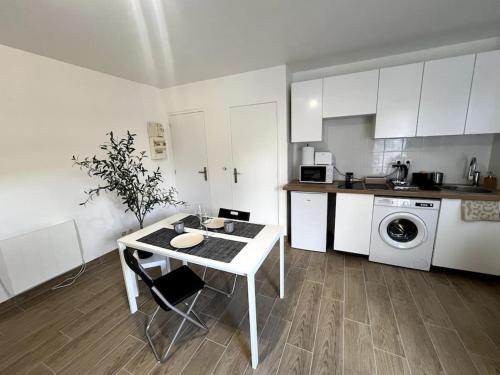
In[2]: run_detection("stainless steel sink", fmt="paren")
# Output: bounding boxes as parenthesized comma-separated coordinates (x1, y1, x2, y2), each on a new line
(440, 185, 492, 194)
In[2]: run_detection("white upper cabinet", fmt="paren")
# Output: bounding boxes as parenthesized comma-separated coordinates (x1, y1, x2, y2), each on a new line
(291, 79, 323, 142)
(417, 55, 475, 137)
(465, 50, 500, 134)
(323, 70, 379, 118)
(375, 63, 423, 139)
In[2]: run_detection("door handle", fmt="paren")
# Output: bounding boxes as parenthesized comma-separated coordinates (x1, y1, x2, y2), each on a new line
(198, 167, 208, 181)
(233, 168, 240, 183)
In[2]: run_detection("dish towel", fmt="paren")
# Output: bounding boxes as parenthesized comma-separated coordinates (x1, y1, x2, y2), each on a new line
(461, 200, 500, 221)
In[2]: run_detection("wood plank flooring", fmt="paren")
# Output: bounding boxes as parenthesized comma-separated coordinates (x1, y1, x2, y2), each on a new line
(1, 245, 499, 374)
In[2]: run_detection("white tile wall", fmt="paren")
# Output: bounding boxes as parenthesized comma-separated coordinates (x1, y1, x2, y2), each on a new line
(292, 116, 494, 184)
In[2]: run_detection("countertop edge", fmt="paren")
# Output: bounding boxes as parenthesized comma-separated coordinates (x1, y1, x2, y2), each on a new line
(282, 180, 500, 201)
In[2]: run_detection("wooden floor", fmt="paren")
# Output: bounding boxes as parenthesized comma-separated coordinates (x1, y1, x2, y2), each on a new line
(1, 245, 500, 375)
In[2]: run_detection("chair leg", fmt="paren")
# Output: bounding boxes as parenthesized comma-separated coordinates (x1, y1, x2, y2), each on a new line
(146, 291, 209, 363)
(202, 267, 238, 298)
(189, 309, 206, 328)
(145, 306, 162, 362)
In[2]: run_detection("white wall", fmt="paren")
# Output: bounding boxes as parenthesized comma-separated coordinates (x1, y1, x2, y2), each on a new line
(0, 44, 176, 275)
(292, 117, 494, 184)
(161, 66, 288, 230)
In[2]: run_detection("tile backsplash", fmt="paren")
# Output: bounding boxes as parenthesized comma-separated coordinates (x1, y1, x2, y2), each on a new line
(291, 116, 495, 184)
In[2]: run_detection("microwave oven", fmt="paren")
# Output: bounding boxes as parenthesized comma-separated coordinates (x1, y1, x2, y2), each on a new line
(299, 165, 334, 183)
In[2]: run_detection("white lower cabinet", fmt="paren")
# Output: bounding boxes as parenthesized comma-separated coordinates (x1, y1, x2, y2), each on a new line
(432, 199, 500, 276)
(334, 193, 374, 255)
(291, 192, 328, 252)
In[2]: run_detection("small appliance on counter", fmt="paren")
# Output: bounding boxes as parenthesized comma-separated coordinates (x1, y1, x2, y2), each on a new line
(412, 172, 442, 191)
(344, 172, 354, 188)
(431, 172, 444, 186)
(299, 164, 334, 183)
(314, 152, 332, 165)
(390, 161, 409, 186)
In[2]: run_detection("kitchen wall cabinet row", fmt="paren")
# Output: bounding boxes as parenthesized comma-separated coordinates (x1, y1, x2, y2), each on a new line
(291, 49, 500, 142)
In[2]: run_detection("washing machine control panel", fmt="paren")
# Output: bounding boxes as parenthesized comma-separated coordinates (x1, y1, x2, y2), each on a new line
(374, 197, 440, 210)
(415, 202, 435, 208)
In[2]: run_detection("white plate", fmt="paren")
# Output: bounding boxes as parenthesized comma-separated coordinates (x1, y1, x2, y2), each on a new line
(205, 217, 225, 229)
(170, 232, 204, 249)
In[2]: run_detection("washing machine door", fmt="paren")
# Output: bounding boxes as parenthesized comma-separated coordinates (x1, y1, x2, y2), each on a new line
(379, 212, 427, 249)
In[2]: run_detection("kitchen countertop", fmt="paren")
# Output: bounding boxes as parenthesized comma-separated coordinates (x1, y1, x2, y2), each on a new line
(283, 180, 500, 201)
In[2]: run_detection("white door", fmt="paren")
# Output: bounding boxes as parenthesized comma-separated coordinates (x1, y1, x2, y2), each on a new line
(417, 54, 475, 136)
(169, 111, 211, 209)
(229, 102, 278, 224)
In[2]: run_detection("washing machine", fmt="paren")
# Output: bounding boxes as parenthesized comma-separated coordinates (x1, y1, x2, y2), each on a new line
(369, 197, 440, 271)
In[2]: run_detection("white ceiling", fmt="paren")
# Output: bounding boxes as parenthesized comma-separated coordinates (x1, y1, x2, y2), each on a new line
(1, 0, 500, 88)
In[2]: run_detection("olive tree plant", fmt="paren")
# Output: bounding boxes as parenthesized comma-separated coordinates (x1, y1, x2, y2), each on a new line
(72, 131, 182, 233)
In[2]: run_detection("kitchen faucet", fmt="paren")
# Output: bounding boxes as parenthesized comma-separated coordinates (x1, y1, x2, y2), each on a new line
(467, 157, 478, 185)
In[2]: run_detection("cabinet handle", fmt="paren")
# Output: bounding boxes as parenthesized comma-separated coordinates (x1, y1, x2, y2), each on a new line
(233, 168, 241, 183)
(198, 167, 208, 181)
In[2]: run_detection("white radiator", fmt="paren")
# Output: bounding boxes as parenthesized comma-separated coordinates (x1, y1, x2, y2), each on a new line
(0, 220, 83, 297)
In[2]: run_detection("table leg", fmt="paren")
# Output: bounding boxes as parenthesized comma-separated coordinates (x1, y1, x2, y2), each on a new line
(247, 272, 259, 369)
(279, 234, 285, 299)
(166, 257, 171, 273)
(160, 257, 171, 275)
(118, 242, 138, 313)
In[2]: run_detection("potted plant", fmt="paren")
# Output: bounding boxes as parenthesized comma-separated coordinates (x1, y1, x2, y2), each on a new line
(72, 131, 183, 258)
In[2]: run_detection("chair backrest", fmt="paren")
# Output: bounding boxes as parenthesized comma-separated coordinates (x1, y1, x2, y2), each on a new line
(218, 208, 250, 222)
(123, 248, 154, 288)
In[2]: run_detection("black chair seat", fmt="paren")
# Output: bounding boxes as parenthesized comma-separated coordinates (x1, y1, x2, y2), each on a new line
(152, 265, 205, 311)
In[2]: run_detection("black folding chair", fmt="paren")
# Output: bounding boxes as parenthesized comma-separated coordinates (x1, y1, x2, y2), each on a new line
(123, 249, 208, 363)
(202, 208, 251, 297)
(218, 208, 251, 222)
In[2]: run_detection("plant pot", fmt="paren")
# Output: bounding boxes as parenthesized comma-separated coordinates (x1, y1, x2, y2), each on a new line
(137, 250, 153, 259)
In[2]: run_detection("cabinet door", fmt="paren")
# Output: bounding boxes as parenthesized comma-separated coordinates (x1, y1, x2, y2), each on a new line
(375, 63, 423, 138)
(291, 79, 323, 142)
(334, 193, 374, 255)
(433, 199, 500, 276)
(291, 192, 328, 252)
(417, 55, 475, 136)
(230, 102, 278, 224)
(323, 70, 379, 118)
(465, 50, 500, 134)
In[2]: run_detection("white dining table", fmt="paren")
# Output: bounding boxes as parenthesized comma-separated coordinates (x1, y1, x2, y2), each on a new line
(117, 212, 284, 369)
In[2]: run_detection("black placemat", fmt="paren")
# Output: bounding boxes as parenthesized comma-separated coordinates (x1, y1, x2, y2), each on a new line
(136, 228, 246, 263)
(180, 215, 264, 239)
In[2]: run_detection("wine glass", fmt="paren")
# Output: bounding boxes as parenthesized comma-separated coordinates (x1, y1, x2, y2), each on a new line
(193, 203, 203, 229)
(201, 211, 211, 239)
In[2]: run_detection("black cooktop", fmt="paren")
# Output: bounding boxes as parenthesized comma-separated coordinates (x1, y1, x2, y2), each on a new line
(337, 182, 390, 190)
(365, 183, 390, 190)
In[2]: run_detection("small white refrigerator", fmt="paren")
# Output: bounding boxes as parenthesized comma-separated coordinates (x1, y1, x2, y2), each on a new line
(291, 191, 328, 252)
